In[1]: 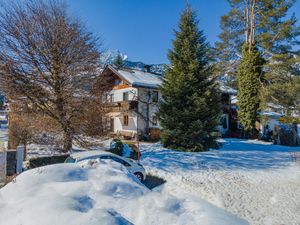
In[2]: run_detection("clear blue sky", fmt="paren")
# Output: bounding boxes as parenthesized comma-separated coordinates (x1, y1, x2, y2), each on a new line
(66, 0, 300, 64)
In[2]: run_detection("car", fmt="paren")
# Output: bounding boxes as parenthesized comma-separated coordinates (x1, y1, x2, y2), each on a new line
(65, 150, 146, 182)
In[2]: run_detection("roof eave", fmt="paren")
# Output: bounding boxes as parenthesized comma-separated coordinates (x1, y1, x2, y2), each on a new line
(132, 83, 160, 89)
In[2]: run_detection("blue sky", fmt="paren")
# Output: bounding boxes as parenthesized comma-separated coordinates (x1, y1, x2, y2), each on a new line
(66, 0, 300, 64)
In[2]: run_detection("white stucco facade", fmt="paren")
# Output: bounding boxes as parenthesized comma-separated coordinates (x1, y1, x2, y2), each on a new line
(101, 65, 163, 137)
(106, 87, 161, 136)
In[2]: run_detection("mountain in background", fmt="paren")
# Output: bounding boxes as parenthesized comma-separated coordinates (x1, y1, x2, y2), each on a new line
(101, 50, 167, 75)
(123, 60, 167, 75)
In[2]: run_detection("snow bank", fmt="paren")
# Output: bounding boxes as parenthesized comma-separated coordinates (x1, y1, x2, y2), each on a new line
(141, 139, 300, 225)
(0, 161, 246, 225)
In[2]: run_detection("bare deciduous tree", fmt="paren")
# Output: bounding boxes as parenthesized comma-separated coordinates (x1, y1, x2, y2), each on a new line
(0, 0, 101, 152)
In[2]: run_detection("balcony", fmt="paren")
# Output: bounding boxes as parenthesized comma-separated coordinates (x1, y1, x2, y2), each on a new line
(104, 100, 138, 112)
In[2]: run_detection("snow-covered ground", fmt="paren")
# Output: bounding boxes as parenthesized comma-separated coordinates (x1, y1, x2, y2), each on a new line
(25, 143, 68, 159)
(141, 139, 300, 225)
(1, 137, 299, 224)
(0, 161, 246, 225)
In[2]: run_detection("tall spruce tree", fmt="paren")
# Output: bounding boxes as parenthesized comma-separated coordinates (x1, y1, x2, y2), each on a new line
(237, 44, 264, 135)
(159, 6, 220, 152)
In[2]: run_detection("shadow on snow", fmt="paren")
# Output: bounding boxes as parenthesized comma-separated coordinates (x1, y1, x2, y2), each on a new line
(140, 138, 300, 171)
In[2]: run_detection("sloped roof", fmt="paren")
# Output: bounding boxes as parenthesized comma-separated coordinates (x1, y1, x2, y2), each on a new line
(104, 65, 163, 89)
(118, 69, 163, 89)
(103, 65, 238, 93)
(220, 85, 237, 95)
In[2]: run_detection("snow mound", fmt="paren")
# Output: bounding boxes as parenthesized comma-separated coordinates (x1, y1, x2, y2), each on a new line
(0, 161, 246, 225)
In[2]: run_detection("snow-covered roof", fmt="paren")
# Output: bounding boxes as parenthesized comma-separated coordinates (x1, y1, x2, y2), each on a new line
(260, 111, 284, 118)
(220, 85, 237, 95)
(104, 65, 163, 89)
(103, 65, 238, 93)
(231, 95, 238, 104)
(118, 69, 163, 89)
(267, 103, 284, 110)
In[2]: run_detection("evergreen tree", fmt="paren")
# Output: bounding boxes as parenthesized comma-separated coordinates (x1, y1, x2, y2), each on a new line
(237, 44, 264, 135)
(159, 6, 221, 152)
(261, 54, 300, 115)
(215, 0, 300, 113)
(114, 51, 123, 69)
(216, 0, 300, 62)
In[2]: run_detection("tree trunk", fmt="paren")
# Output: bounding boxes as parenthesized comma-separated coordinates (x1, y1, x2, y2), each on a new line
(245, 0, 249, 42)
(62, 126, 73, 153)
(8, 115, 19, 150)
(23, 142, 27, 161)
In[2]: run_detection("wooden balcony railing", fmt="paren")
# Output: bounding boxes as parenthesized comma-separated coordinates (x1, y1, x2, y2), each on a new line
(104, 100, 138, 112)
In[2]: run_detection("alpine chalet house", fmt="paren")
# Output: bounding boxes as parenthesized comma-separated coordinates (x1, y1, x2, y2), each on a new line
(99, 64, 238, 140)
(99, 65, 162, 140)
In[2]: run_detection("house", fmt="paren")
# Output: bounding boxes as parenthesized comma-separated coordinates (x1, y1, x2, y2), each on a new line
(99, 65, 162, 140)
(99, 65, 240, 139)
(219, 85, 239, 137)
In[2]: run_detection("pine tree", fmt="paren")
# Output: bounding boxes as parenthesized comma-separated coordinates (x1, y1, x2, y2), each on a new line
(114, 51, 124, 69)
(261, 54, 300, 115)
(237, 44, 264, 135)
(159, 6, 221, 152)
(216, 0, 300, 63)
(216, 0, 300, 133)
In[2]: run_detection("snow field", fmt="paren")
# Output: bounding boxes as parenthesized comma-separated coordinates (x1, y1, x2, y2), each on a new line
(141, 139, 300, 225)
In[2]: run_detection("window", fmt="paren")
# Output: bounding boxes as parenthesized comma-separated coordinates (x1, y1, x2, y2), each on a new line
(65, 157, 76, 163)
(109, 94, 114, 102)
(100, 155, 131, 167)
(114, 79, 121, 86)
(99, 155, 111, 160)
(152, 115, 158, 126)
(123, 115, 129, 126)
(123, 92, 129, 101)
(152, 91, 159, 102)
(110, 156, 131, 167)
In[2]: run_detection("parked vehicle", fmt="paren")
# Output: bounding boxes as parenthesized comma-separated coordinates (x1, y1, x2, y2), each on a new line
(65, 150, 146, 182)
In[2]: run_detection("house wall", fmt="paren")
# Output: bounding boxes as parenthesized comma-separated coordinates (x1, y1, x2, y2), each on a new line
(113, 114, 137, 133)
(108, 87, 137, 102)
(107, 87, 162, 135)
(137, 88, 161, 135)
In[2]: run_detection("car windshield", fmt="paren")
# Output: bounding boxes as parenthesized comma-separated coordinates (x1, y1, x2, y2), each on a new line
(65, 156, 76, 163)
(99, 155, 131, 167)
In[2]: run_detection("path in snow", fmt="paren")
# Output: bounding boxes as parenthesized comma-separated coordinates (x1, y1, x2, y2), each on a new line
(141, 139, 300, 225)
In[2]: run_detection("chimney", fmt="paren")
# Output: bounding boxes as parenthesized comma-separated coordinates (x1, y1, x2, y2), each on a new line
(144, 65, 151, 73)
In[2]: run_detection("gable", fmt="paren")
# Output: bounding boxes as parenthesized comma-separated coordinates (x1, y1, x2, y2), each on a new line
(100, 66, 131, 90)
(100, 65, 163, 90)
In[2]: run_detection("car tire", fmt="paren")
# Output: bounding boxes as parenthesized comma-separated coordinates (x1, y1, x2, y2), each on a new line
(134, 172, 143, 182)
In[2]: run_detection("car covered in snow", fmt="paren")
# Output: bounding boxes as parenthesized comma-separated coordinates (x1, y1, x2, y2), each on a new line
(65, 150, 146, 182)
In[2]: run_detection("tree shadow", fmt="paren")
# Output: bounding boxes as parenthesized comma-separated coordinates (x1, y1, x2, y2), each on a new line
(140, 139, 300, 171)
